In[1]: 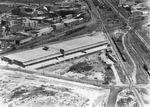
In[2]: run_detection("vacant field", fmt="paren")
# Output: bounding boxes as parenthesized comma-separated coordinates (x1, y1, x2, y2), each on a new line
(0, 68, 110, 107)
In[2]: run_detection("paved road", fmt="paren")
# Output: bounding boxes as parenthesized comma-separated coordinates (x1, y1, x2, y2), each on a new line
(122, 31, 137, 84)
(106, 87, 120, 107)
(111, 64, 122, 85)
(102, 0, 146, 107)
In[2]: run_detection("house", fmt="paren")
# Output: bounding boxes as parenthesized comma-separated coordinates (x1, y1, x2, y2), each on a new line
(37, 27, 53, 37)
(51, 23, 64, 30)
(31, 16, 45, 24)
(64, 18, 79, 27)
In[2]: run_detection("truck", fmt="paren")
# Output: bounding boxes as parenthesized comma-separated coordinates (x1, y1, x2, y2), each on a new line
(143, 64, 150, 76)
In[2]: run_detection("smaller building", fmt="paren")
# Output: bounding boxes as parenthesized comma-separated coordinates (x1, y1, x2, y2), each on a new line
(64, 18, 79, 27)
(15, 31, 30, 37)
(81, 5, 87, 10)
(51, 23, 64, 30)
(31, 16, 45, 24)
(78, 18, 84, 23)
(0, 36, 32, 46)
(36, 27, 53, 37)
(54, 16, 62, 22)
(23, 19, 38, 29)
(44, 18, 53, 23)
(75, 13, 85, 19)
(131, 10, 149, 16)
(65, 14, 72, 19)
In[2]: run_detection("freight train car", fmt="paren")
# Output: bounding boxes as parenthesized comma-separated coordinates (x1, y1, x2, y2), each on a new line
(112, 37, 126, 62)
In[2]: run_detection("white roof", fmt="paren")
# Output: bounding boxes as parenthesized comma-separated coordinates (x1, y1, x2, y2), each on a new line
(31, 17, 45, 20)
(5, 32, 107, 64)
(39, 27, 53, 33)
(131, 10, 149, 14)
(53, 23, 63, 26)
(64, 19, 78, 24)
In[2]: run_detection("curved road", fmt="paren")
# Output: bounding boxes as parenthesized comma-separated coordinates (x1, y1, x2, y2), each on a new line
(122, 31, 137, 84)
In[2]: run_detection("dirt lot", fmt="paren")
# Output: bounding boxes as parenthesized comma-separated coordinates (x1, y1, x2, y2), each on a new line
(41, 52, 110, 83)
(0, 68, 110, 107)
(35, 49, 125, 85)
(116, 89, 140, 107)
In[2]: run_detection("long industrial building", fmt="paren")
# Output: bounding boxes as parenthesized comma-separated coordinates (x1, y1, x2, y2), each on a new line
(1, 32, 108, 69)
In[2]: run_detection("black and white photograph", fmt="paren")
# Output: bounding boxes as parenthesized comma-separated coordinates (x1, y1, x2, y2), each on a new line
(0, 0, 150, 107)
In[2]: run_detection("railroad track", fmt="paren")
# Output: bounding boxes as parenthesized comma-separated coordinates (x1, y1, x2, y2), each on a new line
(98, 0, 146, 107)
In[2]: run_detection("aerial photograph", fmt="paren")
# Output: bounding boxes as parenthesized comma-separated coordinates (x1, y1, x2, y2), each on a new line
(0, 0, 149, 107)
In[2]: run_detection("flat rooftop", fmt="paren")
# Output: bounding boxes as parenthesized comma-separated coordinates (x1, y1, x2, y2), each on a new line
(0, 36, 30, 41)
(4, 32, 107, 63)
